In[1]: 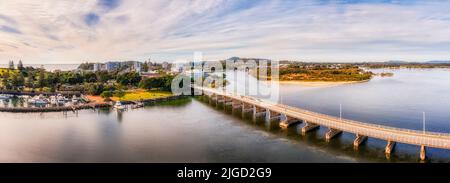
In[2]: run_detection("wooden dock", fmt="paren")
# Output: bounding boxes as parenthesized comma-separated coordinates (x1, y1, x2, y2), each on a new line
(0, 103, 110, 113)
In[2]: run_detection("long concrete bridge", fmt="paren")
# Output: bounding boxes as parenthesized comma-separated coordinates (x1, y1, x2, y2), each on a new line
(197, 87, 450, 161)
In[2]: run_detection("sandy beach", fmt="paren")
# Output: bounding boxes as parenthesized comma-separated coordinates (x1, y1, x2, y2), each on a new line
(273, 80, 370, 87)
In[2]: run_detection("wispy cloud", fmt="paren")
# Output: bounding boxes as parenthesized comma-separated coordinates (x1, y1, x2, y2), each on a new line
(0, 25, 21, 34)
(1, 0, 450, 63)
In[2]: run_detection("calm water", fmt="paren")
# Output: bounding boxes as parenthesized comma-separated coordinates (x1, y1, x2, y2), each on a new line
(0, 68, 449, 162)
(0, 99, 355, 163)
(278, 68, 450, 162)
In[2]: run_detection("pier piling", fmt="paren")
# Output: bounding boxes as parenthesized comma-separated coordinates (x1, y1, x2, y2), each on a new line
(241, 103, 253, 118)
(252, 106, 266, 123)
(325, 128, 342, 141)
(420, 145, 427, 161)
(385, 140, 396, 156)
(353, 134, 368, 148)
(279, 117, 301, 129)
(301, 122, 320, 134)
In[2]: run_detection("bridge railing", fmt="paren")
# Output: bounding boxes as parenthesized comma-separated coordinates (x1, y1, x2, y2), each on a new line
(199, 87, 450, 138)
(275, 103, 450, 138)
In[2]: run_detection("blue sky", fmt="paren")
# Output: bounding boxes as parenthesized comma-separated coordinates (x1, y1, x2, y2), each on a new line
(1, 0, 450, 63)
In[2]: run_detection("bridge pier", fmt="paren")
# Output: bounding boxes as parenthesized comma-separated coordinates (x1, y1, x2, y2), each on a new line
(241, 103, 253, 118)
(279, 116, 301, 129)
(353, 134, 368, 148)
(252, 106, 266, 123)
(216, 95, 225, 106)
(385, 140, 396, 158)
(223, 97, 233, 111)
(301, 122, 320, 134)
(420, 145, 427, 161)
(325, 128, 342, 141)
(265, 109, 282, 123)
(209, 94, 217, 105)
(214, 95, 222, 106)
(231, 101, 242, 113)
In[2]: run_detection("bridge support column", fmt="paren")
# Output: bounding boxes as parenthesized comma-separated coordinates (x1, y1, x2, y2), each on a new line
(301, 122, 320, 134)
(209, 94, 216, 105)
(265, 109, 282, 123)
(279, 117, 301, 129)
(217, 95, 225, 106)
(231, 101, 242, 113)
(385, 140, 396, 158)
(214, 95, 221, 106)
(420, 145, 427, 161)
(224, 97, 233, 111)
(353, 134, 368, 148)
(252, 106, 266, 123)
(241, 103, 253, 119)
(325, 128, 342, 141)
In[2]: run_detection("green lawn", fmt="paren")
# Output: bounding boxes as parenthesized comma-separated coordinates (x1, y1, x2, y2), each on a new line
(113, 90, 173, 101)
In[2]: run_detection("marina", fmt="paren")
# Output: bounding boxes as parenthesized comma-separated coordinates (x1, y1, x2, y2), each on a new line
(0, 93, 182, 113)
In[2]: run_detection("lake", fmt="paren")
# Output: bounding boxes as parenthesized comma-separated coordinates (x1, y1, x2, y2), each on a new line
(0, 68, 449, 162)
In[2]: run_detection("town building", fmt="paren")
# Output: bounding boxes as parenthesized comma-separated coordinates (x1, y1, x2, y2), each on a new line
(105, 61, 121, 71)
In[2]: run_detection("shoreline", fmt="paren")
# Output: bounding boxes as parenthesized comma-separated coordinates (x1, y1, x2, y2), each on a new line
(273, 80, 370, 87)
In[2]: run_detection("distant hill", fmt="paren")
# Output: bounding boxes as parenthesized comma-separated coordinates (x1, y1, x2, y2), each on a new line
(228, 57, 240, 60)
(425, 60, 450, 64)
(386, 60, 409, 64)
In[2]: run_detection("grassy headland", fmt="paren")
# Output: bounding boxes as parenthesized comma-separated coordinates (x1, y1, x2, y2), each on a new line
(275, 63, 373, 85)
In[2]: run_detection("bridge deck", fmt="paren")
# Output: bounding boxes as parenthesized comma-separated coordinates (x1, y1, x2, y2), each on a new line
(199, 87, 450, 149)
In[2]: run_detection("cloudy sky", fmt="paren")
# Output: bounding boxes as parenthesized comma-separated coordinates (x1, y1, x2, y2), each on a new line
(1, 0, 450, 64)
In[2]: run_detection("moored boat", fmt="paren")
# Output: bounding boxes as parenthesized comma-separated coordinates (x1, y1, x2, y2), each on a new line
(71, 95, 78, 104)
(0, 94, 10, 100)
(114, 101, 125, 110)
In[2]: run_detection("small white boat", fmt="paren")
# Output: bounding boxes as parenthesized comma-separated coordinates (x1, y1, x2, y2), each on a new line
(114, 101, 125, 110)
(28, 94, 48, 105)
(57, 94, 65, 105)
(0, 94, 10, 100)
(27, 98, 36, 104)
(131, 102, 144, 109)
(19, 95, 30, 99)
(34, 99, 48, 105)
(50, 96, 57, 105)
(71, 95, 78, 104)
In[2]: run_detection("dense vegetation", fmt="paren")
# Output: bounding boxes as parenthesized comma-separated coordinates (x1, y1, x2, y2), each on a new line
(0, 67, 175, 97)
(278, 64, 373, 82)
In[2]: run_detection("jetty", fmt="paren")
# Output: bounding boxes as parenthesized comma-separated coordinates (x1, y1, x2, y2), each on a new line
(0, 103, 110, 113)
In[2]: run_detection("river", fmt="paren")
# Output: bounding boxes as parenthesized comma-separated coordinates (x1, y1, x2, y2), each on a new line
(0, 67, 449, 162)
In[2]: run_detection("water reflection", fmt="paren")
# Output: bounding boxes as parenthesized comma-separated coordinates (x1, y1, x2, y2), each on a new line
(0, 69, 449, 162)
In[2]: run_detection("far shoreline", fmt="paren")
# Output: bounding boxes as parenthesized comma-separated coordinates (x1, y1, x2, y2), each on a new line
(272, 79, 370, 87)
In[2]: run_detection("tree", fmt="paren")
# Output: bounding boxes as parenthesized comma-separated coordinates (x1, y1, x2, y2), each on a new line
(100, 91, 113, 99)
(1, 72, 10, 89)
(25, 77, 34, 88)
(96, 71, 113, 83)
(17, 60, 24, 70)
(78, 62, 94, 70)
(116, 72, 141, 86)
(84, 83, 104, 95)
(113, 90, 125, 98)
(37, 69, 46, 88)
(8, 60, 14, 69)
(143, 61, 149, 72)
(138, 75, 174, 91)
(83, 72, 97, 83)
